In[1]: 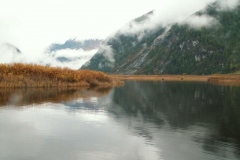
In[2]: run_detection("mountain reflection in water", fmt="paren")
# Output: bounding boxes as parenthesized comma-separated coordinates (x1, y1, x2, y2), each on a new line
(114, 81, 240, 158)
(0, 81, 240, 160)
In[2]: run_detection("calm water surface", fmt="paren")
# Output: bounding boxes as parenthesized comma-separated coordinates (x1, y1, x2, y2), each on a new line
(0, 81, 240, 160)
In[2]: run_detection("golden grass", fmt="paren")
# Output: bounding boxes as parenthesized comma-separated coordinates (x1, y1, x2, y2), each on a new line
(110, 74, 240, 86)
(0, 63, 123, 88)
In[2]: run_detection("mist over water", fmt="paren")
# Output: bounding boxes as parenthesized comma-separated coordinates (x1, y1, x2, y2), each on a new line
(0, 81, 240, 160)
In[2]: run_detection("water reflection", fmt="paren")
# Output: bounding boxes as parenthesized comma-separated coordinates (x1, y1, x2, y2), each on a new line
(0, 91, 162, 160)
(0, 81, 240, 160)
(110, 81, 240, 159)
(0, 87, 112, 107)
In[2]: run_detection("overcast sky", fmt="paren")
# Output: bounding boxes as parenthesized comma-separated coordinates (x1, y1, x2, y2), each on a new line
(0, 0, 216, 45)
(0, 0, 220, 68)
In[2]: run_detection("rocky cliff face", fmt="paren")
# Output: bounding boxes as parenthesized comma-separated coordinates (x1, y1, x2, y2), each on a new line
(82, 1, 240, 75)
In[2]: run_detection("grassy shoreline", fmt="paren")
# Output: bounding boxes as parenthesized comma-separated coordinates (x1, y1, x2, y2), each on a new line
(0, 63, 123, 88)
(1, 63, 239, 88)
(110, 74, 240, 85)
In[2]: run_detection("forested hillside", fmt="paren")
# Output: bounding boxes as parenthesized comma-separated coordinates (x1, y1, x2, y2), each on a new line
(82, 1, 240, 75)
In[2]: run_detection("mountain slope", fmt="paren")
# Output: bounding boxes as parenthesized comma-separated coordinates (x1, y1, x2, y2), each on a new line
(82, 1, 240, 75)
(48, 39, 103, 52)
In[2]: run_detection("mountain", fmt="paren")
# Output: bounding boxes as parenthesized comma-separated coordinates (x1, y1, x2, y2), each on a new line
(82, 1, 240, 75)
(48, 39, 103, 52)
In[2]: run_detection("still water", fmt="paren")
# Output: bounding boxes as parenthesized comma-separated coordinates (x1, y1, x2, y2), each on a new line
(0, 81, 240, 160)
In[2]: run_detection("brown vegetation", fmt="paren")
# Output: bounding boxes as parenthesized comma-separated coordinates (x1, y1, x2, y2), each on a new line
(0, 63, 123, 88)
(110, 74, 240, 86)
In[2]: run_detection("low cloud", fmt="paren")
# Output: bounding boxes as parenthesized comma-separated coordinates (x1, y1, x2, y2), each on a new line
(0, 45, 97, 70)
(118, 12, 160, 36)
(98, 44, 115, 64)
(114, 0, 240, 37)
(116, 0, 216, 37)
(218, 0, 240, 10)
(0, 44, 21, 63)
(180, 0, 240, 29)
(181, 15, 219, 29)
(45, 49, 98, 70)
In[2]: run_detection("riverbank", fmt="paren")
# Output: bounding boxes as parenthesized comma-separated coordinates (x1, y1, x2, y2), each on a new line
(0, 63, 123, 88)
(110, 74, 240, 85)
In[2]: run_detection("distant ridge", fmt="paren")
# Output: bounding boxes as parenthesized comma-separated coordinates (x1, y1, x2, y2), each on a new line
(48, 39, 103, 52)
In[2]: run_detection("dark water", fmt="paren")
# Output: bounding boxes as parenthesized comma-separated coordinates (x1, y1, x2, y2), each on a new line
(0, 81, 240, 160)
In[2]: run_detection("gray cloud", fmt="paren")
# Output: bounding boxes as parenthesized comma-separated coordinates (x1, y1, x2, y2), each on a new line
(218, 0, 240, 10)
(181, 15, 219, 29)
